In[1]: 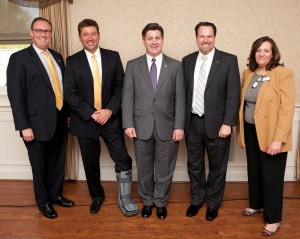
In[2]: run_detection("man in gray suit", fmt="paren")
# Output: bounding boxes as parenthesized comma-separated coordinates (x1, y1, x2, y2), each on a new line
(122, 23, 185, 220)
(183, 22, 240, 221)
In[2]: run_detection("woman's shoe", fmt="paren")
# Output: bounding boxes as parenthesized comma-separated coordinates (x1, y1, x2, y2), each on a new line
(261, 222, 281, 237)
(241, 208, 263, 216)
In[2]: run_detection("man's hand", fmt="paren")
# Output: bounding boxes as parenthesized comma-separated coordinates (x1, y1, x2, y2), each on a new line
(219, 124, 231, 138)
(95, 109, 112, 125)
(67, 117, 70, 128)
(91, 109, 112, 125)
(124, 128, 137, 138)
(173, 129, 185, 141)
(22, 128, 34, 142)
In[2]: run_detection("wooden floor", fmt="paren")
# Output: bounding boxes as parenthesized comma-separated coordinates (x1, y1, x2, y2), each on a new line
(0, 180, 299, 239)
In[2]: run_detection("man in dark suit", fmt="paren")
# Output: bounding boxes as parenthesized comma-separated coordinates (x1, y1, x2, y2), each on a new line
(122, 23, 186, 220)
(7, 17, 75, 219)
(182, 22, 240, 221)
(64, 19, 138, 216)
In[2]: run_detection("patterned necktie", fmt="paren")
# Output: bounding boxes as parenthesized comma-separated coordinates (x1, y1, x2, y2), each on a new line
(150, 58, 157, 92)
(92, 55, 102, 111)
(43, 51, 63, 110)
(194, 55, 208, 117)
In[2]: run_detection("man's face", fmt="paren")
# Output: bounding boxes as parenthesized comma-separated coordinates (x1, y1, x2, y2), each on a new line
(196, 26, 215, 55)
(30, 20, 52, 51)
(79, 26, 100, 54)
(143, 30, 164, 57)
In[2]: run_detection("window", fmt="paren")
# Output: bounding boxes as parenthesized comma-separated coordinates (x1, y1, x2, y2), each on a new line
(0, 0, 38, 87)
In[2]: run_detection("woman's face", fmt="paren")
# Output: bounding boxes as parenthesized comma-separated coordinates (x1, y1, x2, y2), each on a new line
(255, 41, 273, 68)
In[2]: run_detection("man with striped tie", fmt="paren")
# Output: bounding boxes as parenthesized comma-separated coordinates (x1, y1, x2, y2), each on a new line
(182, 22, 240, 221)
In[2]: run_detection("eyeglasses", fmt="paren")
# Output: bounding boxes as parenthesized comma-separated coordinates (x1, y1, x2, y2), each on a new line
(252, 75, 264, 89)
(32, 29, 52, 35)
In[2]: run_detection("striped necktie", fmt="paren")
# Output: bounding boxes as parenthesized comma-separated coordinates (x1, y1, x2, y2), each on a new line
(194, 55, 208, 116)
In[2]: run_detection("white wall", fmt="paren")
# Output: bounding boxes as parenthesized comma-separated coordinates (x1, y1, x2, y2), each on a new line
(1, 88, 299, 181)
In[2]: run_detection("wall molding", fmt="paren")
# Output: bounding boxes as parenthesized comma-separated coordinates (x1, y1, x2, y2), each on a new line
(0, 92, 299, 182)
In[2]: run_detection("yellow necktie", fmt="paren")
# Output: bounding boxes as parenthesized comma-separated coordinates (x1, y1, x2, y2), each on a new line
(92, 55, 102, 110)
(43, 51, 63, 110)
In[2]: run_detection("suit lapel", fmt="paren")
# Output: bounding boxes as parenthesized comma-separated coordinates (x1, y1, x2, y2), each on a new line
(155, 54, 170, 97)
(28, 45, 53, 90)
(205, 49, 222, 90)
(100, 48, 108, 91)
(139, 55, 153, 92)
(189, 52, 198, 93)
(79, 49, 94, 87)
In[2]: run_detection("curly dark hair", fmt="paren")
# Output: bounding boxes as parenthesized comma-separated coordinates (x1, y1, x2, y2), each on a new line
(247, 36, 284, 71)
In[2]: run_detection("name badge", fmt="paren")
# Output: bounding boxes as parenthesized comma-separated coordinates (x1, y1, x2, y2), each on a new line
(262, 76, 271, 81)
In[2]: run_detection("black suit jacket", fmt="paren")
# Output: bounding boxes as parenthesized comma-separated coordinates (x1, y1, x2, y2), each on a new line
(7, 44, 66, 141)
(64, 48, 124, 138)
(182, 49, 240, 139)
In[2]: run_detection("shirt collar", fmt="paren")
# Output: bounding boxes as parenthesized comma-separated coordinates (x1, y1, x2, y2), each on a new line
(146, 52, 163, 62)
(84, 47, 101, 59)
(199, 48, 215, 60)
(32, 43, 48, 55)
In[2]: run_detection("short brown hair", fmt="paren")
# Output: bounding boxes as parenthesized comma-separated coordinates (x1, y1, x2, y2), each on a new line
(78, 19, 99, 35)
(194, 22, 217, 37)
(142, 23, 164, 39)
(31, 17, 52, 30)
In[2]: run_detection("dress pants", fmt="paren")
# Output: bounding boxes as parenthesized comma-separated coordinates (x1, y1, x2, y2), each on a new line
(134, 127, 178, 207)
(78, 123, 132, 201)
(24, 109, 67, 206)
(244, 122, 287, 223)
(186, 114, 231, 209)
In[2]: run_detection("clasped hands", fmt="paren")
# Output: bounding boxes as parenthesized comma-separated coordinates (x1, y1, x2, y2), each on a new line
(91, 109, 112, 125)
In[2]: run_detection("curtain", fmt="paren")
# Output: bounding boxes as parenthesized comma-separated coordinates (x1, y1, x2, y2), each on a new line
(297, 136, 300, 179)
(40, 0, 78, 180)
(40, 0, 69, 59)
(8, 0, 73, 8)
(38, 1, 77, 181)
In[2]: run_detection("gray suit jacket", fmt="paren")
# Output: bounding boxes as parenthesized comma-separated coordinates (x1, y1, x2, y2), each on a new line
(122, 54, 185, 141)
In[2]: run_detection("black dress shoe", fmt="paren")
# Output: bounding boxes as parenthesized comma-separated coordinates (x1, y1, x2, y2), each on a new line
(38, 203, 58, 219)
(52, 196, 75, 207)
(186, 203, 203, 217)
(141, 205, 153, 218)
(206, 207, 218, 221)
(90, 200, 103, 214)
(157, 207, 167, 220)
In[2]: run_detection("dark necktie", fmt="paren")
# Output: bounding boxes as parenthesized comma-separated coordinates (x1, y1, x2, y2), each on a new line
(150, 58, 157, 92)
